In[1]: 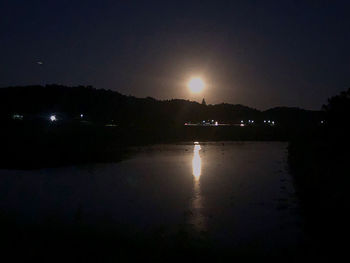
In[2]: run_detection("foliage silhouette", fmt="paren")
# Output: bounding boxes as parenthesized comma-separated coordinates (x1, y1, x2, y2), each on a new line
(288, 88, 350, 260)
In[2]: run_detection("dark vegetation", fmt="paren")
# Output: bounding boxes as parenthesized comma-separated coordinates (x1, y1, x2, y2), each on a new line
(288, 88, 350, 259)
(0, 85, 322, 168)
(0, 85, 321, 126)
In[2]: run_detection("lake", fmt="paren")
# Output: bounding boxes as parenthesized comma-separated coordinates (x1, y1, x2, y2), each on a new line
(0, 142, 304, 259)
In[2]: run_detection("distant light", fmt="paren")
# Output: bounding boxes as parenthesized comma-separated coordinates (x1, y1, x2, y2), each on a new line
(50, 115, 57, 122)
(12, 114, 23, 120)
(188, 77, 205, 93)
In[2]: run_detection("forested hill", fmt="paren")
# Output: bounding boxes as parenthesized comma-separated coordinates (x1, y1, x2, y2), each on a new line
(0, 85, 322, 127)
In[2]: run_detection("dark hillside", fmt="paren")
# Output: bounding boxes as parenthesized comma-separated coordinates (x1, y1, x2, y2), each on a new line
(0, 85, 321, 126)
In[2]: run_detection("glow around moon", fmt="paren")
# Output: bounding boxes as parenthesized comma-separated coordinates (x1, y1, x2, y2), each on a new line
(188, 77, 205, 93)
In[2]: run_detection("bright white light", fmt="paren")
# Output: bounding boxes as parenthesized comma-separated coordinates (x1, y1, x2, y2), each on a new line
(188, 77, 205, 93)
(50, 115, 57, 122)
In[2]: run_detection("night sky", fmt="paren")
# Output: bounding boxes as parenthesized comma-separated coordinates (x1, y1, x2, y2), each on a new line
(1, 0, 350, 110)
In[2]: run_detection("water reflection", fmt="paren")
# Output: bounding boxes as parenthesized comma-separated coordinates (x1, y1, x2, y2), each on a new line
(192, 143, 201, 180)
(190, 142, 206, 232)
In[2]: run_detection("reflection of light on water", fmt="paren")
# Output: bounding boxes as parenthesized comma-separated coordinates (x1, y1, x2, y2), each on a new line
(192, 144, 201, 180)
(190, 142, 206, 232)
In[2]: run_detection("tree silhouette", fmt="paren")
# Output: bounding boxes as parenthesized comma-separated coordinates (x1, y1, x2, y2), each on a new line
(322, 88, 350, 129)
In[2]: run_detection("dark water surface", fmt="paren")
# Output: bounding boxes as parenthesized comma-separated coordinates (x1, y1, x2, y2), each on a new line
(0, 142, 304, 256)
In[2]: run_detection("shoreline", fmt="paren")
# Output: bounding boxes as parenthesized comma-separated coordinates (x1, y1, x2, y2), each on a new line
(1, 121, 294, 170)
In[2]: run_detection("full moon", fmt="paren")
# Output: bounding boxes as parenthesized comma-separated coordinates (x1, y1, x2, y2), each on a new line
(188, 77, 205, 93)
